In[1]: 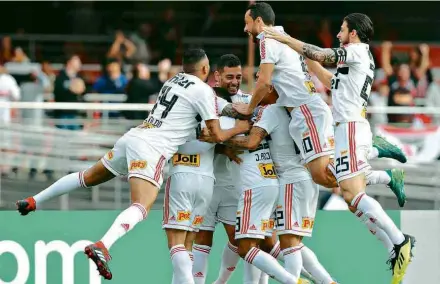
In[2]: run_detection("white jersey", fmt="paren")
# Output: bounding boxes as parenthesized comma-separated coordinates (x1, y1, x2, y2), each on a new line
(221, 116, 279, 191)
(213, 90, 251, 187)
(0, 74, 20, 124)
(127, 73, 218, 160)
(257, 26, 320, 107)
(330, 43, 375, 122)
(168, 117, 233, 180)
(253, 104, 311, 184)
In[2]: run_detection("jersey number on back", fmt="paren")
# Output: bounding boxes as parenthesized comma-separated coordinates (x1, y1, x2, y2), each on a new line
(360, 75, 373, 102)
(151, 85, 179, 119)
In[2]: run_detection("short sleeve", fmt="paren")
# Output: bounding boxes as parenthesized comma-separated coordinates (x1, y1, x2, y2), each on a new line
(260, 37, 279, 64)
(253, 105, 277, 135)
(193, 86, 219, 121)
(331, 45, 357, 65)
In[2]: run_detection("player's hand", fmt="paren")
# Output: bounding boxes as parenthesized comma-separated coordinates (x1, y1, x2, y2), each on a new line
(198, 128, 216, 143)
(235, 119, 251, 133)
(419, 44, 430, 55)
(232, 103, 252, 117)
(382, 41, 393, 50)
(223, 146, 243, 164)
(262, 27, 290, 44)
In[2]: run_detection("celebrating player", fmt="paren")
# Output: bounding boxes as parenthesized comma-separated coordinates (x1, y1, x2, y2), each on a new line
(263, 13, 415, 283)
(236, 2, 408, 209)
(16, 49, 249, 280)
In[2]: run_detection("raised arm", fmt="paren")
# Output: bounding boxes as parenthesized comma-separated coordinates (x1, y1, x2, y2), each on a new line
(223, 126, 268, 150)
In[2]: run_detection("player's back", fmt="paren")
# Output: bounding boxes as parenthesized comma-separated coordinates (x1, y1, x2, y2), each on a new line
(258, 26, 321, 107)
(331, 43, 375, 123)
(253, 104, 310, 183)
(128, 73, 218, 159)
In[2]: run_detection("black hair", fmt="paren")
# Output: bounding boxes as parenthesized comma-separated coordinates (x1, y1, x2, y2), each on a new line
(247, 2, 275, 26)
(182, 48, 207, 73)
(213, 87, 232, 103)
(216, 54, 241, 72)
(65, 53, 79, 65)
(344, 13, 374, 43)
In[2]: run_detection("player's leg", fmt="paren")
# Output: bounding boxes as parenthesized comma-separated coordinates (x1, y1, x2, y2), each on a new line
(16, 141, 124, 215)
(212, 185, 241, 284)
(236, 187, 297, 284)
(84, 137, 166, 280)
(336, 122, 415, 283)
(289, 101, 336, 189)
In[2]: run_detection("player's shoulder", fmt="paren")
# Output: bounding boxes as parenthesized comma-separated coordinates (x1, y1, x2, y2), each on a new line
(343, 43, 370, 54)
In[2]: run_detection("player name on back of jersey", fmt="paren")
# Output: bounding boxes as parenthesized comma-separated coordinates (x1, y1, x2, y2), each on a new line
(168, 73, 196, 89)
(138, 116, 163, 129)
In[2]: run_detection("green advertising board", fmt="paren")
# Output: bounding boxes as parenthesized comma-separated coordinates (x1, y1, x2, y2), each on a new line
(0, 211, 399, 284)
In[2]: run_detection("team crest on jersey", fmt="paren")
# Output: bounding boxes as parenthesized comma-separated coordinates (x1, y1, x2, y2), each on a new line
(129, 160, 147, 170)
(107, 151, 114, 160)
(302, 217, 315, 229)
(172, 154, 200, 167)
(177, 210, 191, 222)
(328, 137, 335, 148)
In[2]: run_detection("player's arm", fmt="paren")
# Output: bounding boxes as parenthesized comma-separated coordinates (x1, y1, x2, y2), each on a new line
(305, 59, 333, 89)
(244, 63, 275, 115)
(224, 126, 268, 150)
(203, 119, 250, 143)
(263, 27, 339, 64)
(221, 103, 252, 120)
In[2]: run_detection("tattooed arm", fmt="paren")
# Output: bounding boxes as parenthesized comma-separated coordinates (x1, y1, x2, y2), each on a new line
(221, 103, 252, 120)
(224, 126, 268, 150)
(262, 27, 338, 64)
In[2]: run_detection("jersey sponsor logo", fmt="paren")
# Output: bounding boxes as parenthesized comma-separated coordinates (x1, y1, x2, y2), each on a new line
(258, 163, 277, 179)
(172, 154, 200, 167)
(192, 215, 204, 226)
(107, 150, 114, 160)
(304, 81, 317, 94)
(177, 210, 191, 222)
(301, 217, 315, 229)
(261, 219, 271, 231)
(129, 160, 147, 170)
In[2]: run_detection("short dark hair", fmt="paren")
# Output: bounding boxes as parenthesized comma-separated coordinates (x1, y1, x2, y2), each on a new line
(247, 2, 275, 26)
(344, 13, 374, 43)
(65, 53, 79, 65)
(217, 54, 241, 72)
(182, 48, 207, 73)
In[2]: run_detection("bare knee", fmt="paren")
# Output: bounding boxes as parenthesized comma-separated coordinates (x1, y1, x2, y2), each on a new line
(260, 235, 276, 253)
(166, 228, 187, 249)
(195, 230, 214, 247)
(238, 239, 259, 259)
(279, 235, 302, 250)
(83, 161, 115, 187)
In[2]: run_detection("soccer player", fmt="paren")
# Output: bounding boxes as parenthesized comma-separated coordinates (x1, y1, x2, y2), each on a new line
(16, 49, 249, 280)
(192, 54, 254, 284)
(223, 81, 338, 284)
(263, 13, 415, 283)
(235, 2, 408, 208)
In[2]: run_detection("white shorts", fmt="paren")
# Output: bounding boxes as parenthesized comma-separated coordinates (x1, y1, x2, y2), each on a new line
(200, 185, 240, 231)
(162, 173, 214, 232)
(101, 134, 167, 188)
(235, 186, 279, 240)
(289, 98, 335, 164)
(333, 121, 372, 182)
(276, 180, 319, 237)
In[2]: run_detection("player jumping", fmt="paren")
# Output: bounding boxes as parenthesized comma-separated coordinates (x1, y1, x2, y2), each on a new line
(263, 13, 416, 284)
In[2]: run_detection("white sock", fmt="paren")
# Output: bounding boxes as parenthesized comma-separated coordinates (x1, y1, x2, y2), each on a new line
(213, 242, 240, 284)
(301, 246, 334, 284)
(34, 171, 88, 206)
(368, 147, 380, 159)
(282, 245, 304, 280)
(244, 261, 263, 284)
(352, 193, 405, 245)
(259, 272, 269, 284)
(365, 170, 391, 186)
(354, 210, 394, 256)
(244, 247, 297, 284)
(269, 241, 283, 261)
(100, 203, 147, 249)
(170, 245, 195, 284)
(193, 245, 211, 284)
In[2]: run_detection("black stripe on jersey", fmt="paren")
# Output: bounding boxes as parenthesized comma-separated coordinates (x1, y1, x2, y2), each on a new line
(195, 114, 202, 122)
(336, 67, 349, 75)
(332, 47, 348, 64)
(248, 142, 270, 153)
(294, 141, 301, 155)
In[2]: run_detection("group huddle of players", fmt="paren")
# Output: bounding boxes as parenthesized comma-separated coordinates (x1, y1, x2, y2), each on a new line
(16, 3, 415, 284)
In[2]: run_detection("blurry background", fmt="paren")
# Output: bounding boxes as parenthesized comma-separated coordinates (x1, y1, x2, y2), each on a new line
(1, 1, 440, 211)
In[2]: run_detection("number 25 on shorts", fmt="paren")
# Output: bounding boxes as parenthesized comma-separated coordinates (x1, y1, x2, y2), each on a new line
(335, 155, 349, 174)
(258, 163, 277, 179)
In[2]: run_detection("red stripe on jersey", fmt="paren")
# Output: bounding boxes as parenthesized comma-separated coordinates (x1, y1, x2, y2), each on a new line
(163, 177, 171, 225)
(300, 105, 322, 153)
(260, 38, 266, 59)
(349, 122, 358, 172)
(154, 155, 165, 183)
(241, 190, 252, 234)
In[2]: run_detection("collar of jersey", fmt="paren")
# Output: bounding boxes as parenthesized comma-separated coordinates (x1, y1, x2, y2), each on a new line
(257, 26, 284, 40)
